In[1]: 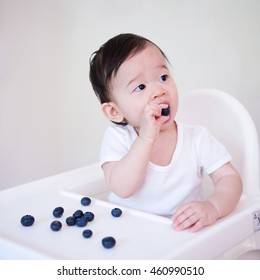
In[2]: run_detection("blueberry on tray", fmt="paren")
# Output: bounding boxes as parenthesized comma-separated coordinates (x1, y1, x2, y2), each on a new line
(73, 209, 83, 219)
(65, 216, 76, 226)
(81, 197, 91, 206)
(82, 229, 93, 238)
(102, 236, 116, 249)
(21, 215, 35, 227)
(76, 217, 88, 227)
(52, 206, 64, 218)
(111, 208, 122, 217)
(83, 211, 95, 222)
(50, 221, 62, 231)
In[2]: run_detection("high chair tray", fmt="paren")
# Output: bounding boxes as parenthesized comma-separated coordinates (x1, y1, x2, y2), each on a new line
(0, 164, 259, 259)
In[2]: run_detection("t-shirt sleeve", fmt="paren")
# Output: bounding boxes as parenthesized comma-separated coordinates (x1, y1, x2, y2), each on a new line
(99, 126, 130, 167)
(197, 127, 232, 174)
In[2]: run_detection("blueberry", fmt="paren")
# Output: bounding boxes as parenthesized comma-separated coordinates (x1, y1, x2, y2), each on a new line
(73, 209, 83, 219)
(82, 229, 93, 238)
(111, 208, 122, 217)
(52, 206, 64, 218)
(81, 197, 91, 206)
(50, 221, 62, 231)
(76, 217, 88, 227)
(83, 211, 95, 222)
(66, 216, 76, 226)
(102, 236, 116, 249)
(21, 215, 35, 227)
(161, 107, 170, 116)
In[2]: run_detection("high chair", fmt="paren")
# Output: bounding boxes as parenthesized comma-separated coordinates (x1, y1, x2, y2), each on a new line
(0, 89, 259, 259)
(177, 88, 260, 259)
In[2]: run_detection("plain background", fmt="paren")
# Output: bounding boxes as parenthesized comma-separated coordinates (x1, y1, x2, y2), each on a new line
(0, 0, 259, 190)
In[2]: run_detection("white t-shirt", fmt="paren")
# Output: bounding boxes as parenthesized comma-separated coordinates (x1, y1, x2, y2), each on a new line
(100, 122, 231, 217)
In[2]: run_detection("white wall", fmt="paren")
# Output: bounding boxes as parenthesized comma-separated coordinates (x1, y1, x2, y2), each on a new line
(0, 0, 259, 189)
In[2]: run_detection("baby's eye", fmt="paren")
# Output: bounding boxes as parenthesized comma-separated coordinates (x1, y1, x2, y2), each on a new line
(134, 84, 146, 92)
(160, 75, 168, 82)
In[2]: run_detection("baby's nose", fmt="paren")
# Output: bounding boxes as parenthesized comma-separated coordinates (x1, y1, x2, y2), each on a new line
(153, 91, 166, 99)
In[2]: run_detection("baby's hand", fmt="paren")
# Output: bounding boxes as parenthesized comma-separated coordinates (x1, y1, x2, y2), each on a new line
(171, 201, 219, 232)
(138, 103, 169, 142)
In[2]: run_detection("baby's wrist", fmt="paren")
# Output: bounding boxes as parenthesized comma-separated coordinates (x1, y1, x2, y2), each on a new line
(137, 134, 156, 145)
(138, 131, 155, 144)
(205, 200, 220, 218)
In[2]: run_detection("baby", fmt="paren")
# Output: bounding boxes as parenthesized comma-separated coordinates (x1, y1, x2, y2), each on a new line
(89, 33, 242, 232)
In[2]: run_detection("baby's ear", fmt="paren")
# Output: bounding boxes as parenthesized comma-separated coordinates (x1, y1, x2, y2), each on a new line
(101, 102, 124, 123)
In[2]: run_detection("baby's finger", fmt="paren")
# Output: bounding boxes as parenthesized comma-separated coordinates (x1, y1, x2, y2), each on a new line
(172, 204, 191, 221)
(148, 103, 169, 117)
(172, 206, 198, 229)
(173, 212, 199, 231)
(189, 219, 205, 232)
(144, 103, 161, 119)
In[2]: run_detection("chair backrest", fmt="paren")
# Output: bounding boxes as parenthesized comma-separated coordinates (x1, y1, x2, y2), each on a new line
(176, 88, 259, 196)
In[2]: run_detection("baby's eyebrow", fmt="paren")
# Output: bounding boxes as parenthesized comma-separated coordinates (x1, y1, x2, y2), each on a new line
(158, 64, 169, 71)
(126, 74, 141, 89)
(125, 64, 169, 88)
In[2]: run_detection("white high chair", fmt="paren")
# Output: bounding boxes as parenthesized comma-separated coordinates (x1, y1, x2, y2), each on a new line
(177, 88, 260, 259)
(0, 89, 259, 259)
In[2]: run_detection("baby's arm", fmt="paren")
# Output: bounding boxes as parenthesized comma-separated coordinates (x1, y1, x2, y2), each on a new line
(102, 136, 153, 198)
(103, 103, 170, 198)
(172, 162, 243, 232)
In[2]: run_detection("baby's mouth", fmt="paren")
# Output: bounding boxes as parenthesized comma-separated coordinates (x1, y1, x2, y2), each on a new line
(161, 106, 171, 116)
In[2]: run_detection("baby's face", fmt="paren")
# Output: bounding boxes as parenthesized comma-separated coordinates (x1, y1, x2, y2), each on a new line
(109, 43, 178, 130)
